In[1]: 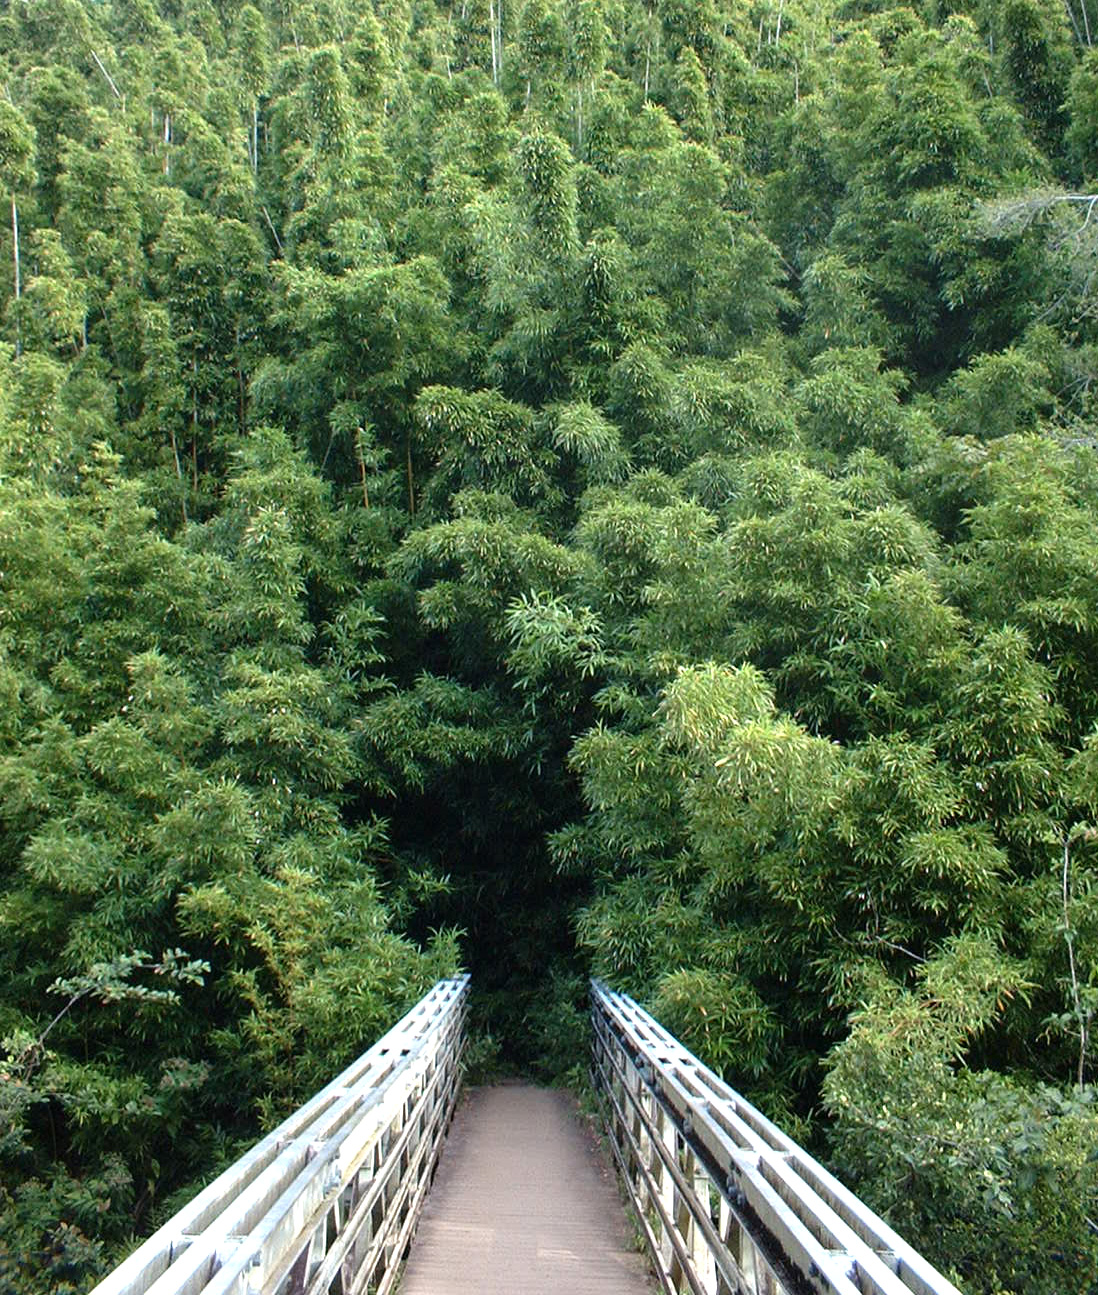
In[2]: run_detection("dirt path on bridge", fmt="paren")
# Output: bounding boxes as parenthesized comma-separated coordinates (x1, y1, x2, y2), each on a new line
(399, 1082, 657, 1294)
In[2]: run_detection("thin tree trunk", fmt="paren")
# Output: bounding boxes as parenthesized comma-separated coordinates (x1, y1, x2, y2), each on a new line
(1065, 0, 1085, 44)
(358, 445, 370, 508)
(191, 356, 199, 491)
(11, 194, 20, 358)
(169, 423, 188, 525)
(406, 435, 416, 515)
(1063, 836, 1090, 1088)
(236, 349, 246, 434)
(11, 195, 20, 301)
(261, 206, 284, 254)
(252, 103, 259, 171)
(90, 50, 122, 101)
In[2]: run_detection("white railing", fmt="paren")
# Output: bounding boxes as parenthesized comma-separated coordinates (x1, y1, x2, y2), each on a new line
(590, 979, 962, 1295)
(93, 975, 470, 1295)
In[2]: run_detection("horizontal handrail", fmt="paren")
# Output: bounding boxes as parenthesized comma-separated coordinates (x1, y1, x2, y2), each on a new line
(93, 974, 470, 1295)
(590, 978, 962, 1295)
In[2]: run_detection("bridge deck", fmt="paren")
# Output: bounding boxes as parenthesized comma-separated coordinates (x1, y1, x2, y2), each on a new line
(400, 1083, 656, 1294)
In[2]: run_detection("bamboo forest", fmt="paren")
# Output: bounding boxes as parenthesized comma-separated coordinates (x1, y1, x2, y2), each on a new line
(2, 0, 1098, 1289)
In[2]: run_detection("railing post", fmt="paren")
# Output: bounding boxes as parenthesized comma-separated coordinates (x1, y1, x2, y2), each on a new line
(654, 1095, 677, 1285)
(684, 1141, 716, 1294)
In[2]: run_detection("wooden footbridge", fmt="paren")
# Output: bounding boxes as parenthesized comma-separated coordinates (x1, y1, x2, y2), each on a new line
(92, 977, 962, 1295)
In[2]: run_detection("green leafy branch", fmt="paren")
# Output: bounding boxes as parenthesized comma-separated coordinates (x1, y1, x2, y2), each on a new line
(11, 950, 209, 1086)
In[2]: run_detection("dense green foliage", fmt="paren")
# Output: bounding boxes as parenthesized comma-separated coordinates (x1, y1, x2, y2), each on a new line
(2, 0, 1098, 1290)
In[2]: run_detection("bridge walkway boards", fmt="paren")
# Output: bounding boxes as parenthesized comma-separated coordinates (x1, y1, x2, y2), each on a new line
(399, 1083, 657, 1294)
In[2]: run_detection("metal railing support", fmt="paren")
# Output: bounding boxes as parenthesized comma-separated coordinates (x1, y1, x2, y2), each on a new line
(590, 978, 963, 1295)
(93, 975, 470, 1295)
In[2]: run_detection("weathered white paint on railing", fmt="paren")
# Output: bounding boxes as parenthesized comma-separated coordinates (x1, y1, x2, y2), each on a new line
(590, 979, 962, 1295)
(92, 975, 469, 1295)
